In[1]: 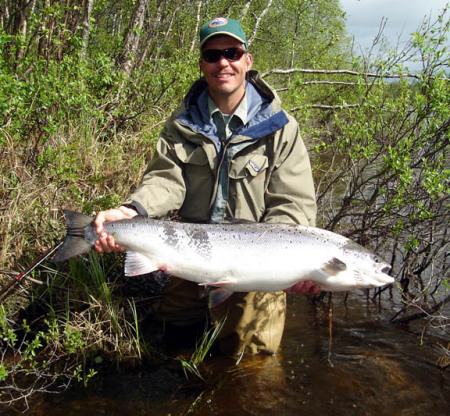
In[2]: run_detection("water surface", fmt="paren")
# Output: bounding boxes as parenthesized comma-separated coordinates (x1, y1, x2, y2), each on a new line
(2, 292, 448, 415)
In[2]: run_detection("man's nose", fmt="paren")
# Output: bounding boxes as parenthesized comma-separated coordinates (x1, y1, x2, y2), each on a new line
(216, 56, 230, 66)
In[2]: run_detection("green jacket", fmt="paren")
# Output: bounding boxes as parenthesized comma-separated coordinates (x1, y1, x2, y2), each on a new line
(126, 70, 316, 226)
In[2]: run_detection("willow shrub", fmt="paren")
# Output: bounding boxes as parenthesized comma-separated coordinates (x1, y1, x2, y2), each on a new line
(306, 58, 448, 331)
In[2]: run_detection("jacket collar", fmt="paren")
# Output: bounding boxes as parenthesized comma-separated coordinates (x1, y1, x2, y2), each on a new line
(176, 71, 288, 145)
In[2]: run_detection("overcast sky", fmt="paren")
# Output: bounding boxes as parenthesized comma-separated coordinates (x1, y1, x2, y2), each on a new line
(340, 0, 449, 54)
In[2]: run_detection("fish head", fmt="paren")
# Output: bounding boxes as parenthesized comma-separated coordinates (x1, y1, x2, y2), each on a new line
(354, 252, 393, 288)
(320, 243, 394, 291)
(347, 245, 394, 289)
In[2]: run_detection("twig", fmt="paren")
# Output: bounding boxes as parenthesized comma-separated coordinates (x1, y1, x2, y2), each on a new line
(290, 103, 362, 111)
(262, 68, 425, 80)
(327, 298, 334, 367)
(301, 81, 358, 86)
(0, 240, 63, 298)
(390, 294, 450, 325)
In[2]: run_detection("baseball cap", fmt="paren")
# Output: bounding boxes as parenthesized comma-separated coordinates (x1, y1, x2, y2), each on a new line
(199, 17, 247, 49)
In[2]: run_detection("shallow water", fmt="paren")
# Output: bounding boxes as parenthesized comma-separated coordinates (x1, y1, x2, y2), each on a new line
(1, 292, 448, 415)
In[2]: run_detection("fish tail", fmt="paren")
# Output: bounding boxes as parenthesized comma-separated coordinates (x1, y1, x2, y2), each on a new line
(52, 210, 95, 262)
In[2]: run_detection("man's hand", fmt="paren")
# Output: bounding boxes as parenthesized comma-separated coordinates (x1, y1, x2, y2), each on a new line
(94, 206, 138, 253)
(284, 280, 320, 296)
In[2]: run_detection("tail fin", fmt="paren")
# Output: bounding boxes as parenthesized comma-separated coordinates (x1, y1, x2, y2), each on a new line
(53, 210, 95, 262)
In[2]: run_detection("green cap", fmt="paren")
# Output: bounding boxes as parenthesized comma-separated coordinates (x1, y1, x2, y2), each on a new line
(199, 17, 247, 49)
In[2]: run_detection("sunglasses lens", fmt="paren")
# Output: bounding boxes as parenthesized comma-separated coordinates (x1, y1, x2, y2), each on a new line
(224, 48, 245, 61)
(202, 48, 245, 63)
(202, 49, 221, 63)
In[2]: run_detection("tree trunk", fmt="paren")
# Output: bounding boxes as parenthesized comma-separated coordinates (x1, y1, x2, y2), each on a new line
(38, 0, 49, 60)
(13, 0, 29, 61)
(189, 0, 203, 52)
(247, 0, 273, 48)
(118, 0, 150, 74)
(81, 0, 93, 58)
(240, 0, 253, 20)
(135, 0, 163, 69)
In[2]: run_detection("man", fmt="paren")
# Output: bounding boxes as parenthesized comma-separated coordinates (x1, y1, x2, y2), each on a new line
(94, 17, 318, 355)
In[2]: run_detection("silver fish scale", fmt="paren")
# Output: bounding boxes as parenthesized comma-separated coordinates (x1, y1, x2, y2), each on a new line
(105, 218, 350, 251)
(106, 218, 361, 267)
(202, 222, 349, 251)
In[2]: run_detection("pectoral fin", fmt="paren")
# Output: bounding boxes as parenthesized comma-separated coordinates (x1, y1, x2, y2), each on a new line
(124, 251, 158, 276)
(321, 257, 347, 276)
(198, 278, 235, 286)
(208, 288, 234, 308)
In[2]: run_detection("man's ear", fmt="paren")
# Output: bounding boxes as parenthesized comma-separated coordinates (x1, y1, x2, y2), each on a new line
(246, 53, 253, 71)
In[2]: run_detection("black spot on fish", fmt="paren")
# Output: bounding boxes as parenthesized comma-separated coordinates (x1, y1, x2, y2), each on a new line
(187, 226, 212, 259)
(162, 223, 179, 247)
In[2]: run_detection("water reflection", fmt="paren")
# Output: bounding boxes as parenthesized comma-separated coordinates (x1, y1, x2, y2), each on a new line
(1, 292, 448, 415)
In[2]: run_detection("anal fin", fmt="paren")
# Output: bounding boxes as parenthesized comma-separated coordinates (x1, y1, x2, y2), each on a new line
(198, 278, 234, 287)
(208, 288, 233, 308)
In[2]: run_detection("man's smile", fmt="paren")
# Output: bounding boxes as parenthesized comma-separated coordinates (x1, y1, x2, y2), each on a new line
(215, 73, 234, 78)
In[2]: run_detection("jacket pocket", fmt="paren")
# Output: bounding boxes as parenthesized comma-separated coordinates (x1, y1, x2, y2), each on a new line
(228, 153, 269, 221)
(229, 154, 269, 179)
(174, 143, 213, 221)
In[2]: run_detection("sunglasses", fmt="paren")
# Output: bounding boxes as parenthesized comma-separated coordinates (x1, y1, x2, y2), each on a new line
(201, 47, 246, 63)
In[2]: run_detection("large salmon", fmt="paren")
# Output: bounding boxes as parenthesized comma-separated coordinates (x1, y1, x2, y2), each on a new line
(53, 211, 394, 304)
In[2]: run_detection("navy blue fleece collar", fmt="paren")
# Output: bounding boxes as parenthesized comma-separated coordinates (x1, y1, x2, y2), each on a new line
(177, 80, 289, 150)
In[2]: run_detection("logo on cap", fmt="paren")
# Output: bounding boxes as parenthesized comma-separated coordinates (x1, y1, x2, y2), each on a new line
(209, 17, 228, 28)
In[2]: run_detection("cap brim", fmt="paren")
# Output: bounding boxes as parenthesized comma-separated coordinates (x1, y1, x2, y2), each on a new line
(200, 32, 247, 48)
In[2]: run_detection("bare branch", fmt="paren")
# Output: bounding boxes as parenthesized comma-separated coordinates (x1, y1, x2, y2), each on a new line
(262, 67, 423, 80)
(390, 294, 450, 325)
(290, 103, 362, 111)
(301, 81, 358, 86)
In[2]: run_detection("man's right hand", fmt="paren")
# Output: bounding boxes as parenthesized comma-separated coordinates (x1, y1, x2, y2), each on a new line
(94, 206, 138, 253)
(284, 280, 320, 296)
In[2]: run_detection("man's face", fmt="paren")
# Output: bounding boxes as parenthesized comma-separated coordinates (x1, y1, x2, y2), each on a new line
(200, 36, 253, 107)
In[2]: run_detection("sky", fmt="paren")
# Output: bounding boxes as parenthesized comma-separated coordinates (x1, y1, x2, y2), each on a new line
(340, 0, 449, 55)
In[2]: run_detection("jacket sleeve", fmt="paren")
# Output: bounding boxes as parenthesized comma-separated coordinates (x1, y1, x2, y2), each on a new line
(124, 123, 186, 218)
(263, 115, 317, 226)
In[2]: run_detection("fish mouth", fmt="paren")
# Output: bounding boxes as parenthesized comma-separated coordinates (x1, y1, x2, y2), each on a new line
(381, 265, 391, 274)
(376, 265, 394, 286)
